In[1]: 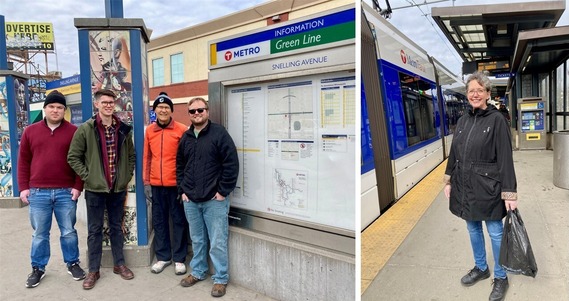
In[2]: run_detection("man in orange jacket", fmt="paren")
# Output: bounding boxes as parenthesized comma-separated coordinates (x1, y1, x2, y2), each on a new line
(143, 93, 189, 275)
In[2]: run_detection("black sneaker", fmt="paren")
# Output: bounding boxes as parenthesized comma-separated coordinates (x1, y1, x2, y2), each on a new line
(68, 262, 86, 280)
(461, 266, 490, 286)
(26, 267, 45, 288)
(489, 277, 509, 301)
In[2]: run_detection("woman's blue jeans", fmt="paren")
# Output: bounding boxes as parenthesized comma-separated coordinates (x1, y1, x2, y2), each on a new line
(183, 197, 230, 285)
(466, 220, 507, 279)
(28, 188, 80, 271)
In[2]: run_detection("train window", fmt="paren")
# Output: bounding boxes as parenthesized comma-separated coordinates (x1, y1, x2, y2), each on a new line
(444, 91, 468, 134)
(399, 73, 437, 147)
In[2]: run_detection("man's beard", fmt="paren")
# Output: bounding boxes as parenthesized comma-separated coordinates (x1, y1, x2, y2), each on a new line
(192, 118, 207, 127)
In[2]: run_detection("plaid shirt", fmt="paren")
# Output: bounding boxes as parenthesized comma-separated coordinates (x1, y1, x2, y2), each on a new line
(104, 120, 117, 186)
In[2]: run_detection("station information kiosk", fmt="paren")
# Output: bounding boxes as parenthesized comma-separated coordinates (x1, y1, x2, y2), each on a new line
(517, 97, 546, 150)
(207, 4, 355, 254)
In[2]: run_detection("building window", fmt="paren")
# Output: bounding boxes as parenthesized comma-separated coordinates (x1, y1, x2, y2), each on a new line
(171, 53, 184, 84)
(152, 58, 164, 87)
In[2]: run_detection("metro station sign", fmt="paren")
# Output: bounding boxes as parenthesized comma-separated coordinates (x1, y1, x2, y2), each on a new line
(209, 7, 355, 68)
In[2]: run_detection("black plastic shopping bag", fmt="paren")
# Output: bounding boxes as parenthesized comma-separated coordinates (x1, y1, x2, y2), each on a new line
(499, 208, 538, 277)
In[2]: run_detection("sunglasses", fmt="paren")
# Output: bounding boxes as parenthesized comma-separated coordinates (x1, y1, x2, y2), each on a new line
(188, 108, 207, 114)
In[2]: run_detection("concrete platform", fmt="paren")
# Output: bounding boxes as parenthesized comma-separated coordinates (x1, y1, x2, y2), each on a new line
(0, 206, 276, 301)
(362, 150, 569, 300)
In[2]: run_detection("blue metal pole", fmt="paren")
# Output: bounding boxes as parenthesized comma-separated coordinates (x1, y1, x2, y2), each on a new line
(105, 0, 124, 18)
(0, 15, 7, 69)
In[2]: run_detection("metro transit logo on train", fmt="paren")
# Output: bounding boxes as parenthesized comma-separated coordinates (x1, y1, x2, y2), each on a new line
(400, 49, 426, 73)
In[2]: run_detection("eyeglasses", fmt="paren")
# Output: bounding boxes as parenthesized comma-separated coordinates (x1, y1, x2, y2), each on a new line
(155, 105, 171, 111)
(467, 89, 487, 95)
(100, 101, 115, 107)
(188, 108, 207, 114)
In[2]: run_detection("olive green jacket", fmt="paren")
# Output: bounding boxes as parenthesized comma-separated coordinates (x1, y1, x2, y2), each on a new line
(68, 115, 135, 193)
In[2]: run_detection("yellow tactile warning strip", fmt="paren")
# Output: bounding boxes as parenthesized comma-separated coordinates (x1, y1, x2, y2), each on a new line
(361, 160, 447, 294)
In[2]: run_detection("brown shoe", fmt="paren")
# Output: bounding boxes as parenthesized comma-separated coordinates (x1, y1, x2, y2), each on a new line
(113, 265, 134, 280)
(211, 283, 227, 297)
(82, 272, 100, 290)
(180, 274, 202, 287)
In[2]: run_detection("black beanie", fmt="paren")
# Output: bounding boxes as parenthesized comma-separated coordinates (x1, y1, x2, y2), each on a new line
(153, 92, 174, 112)
(44, 90, 66, 108)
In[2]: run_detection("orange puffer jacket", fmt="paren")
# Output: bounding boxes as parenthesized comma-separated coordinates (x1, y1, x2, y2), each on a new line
(143, 120, 187, 187)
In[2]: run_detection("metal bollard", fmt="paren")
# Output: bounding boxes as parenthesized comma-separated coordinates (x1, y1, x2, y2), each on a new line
(553, 130, 569, 190)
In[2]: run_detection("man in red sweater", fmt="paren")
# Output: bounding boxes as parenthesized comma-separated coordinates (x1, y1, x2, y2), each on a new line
(143, 93, 188, 275)
(18, 90, 85, 288)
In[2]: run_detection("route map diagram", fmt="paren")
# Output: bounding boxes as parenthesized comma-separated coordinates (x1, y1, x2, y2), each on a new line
(273, 168, 308, 209)
(267, 81, 314, 140)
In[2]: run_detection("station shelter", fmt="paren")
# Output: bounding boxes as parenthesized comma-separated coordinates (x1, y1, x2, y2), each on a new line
(432, 0, 569, 149)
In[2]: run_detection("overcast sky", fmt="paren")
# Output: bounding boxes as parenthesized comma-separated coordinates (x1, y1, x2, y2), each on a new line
(1, 0, 266, 78)
(2, 0, 569, 79)
(366, 0, 569, 77)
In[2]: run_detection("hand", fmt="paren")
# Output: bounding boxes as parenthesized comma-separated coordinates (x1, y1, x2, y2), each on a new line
(181, 193, 189, 202)
(213, 192, 225, 201)
(443, 184, 451, 199)
(505, 199, 518, 211)
(144, 185, 152, 201)
(71, 188, 81, 201)
(20, 189, 30, 204)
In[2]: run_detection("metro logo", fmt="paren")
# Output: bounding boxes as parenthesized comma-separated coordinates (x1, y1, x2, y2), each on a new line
(399, 49, 426, 73)
(225, 51, 233, 61)
(224, 46, 262, 62)
(233, 46, 261, 58)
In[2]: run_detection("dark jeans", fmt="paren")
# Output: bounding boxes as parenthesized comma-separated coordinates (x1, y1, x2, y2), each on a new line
(152, 186, 188, 263)
(85, 190, 126, 272)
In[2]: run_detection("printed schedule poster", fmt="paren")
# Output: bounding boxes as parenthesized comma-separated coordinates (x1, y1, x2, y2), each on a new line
(227, 72, 355, 231)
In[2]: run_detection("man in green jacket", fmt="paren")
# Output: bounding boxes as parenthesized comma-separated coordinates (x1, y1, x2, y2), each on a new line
(68, 89, 136, 290)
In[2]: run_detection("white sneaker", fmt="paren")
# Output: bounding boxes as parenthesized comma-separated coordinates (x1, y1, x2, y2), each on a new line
(151, 261, 171, 274)
(175, 262, 187, 275)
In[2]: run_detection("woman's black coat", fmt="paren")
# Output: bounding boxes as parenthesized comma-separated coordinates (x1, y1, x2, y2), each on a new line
(444, 106, 517, 221)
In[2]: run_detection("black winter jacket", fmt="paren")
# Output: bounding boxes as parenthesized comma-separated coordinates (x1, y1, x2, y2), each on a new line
(444, 106, 517, 221)
(176, 120, 239, 202)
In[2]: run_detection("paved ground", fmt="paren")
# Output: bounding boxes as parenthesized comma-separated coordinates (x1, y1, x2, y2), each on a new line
(0, 206, 276, 301)
(2, 150, 566, 301)
(362, 150, 569, 300)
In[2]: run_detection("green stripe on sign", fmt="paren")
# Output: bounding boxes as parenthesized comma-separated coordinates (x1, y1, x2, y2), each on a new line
(270, 21, 355, 54)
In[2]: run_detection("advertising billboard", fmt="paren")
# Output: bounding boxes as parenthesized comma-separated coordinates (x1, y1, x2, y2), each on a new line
(5, 22, 55, 51)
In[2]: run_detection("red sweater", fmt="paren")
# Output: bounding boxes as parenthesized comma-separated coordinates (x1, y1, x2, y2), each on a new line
(17, 119, 83, 192)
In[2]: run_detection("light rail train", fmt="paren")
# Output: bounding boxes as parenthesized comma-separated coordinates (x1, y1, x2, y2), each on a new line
(361, 3, 469, 230)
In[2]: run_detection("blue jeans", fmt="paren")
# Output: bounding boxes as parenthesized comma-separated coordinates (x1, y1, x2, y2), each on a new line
(466, 220, 507, 279)
(28, 188, 80, 271)
(183, 197, 230, 284)
(152, 186, 188, 263)
(85, 190, 126, 272)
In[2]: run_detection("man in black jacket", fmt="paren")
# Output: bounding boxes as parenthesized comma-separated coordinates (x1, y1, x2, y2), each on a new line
(176, 97, 238, 298)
